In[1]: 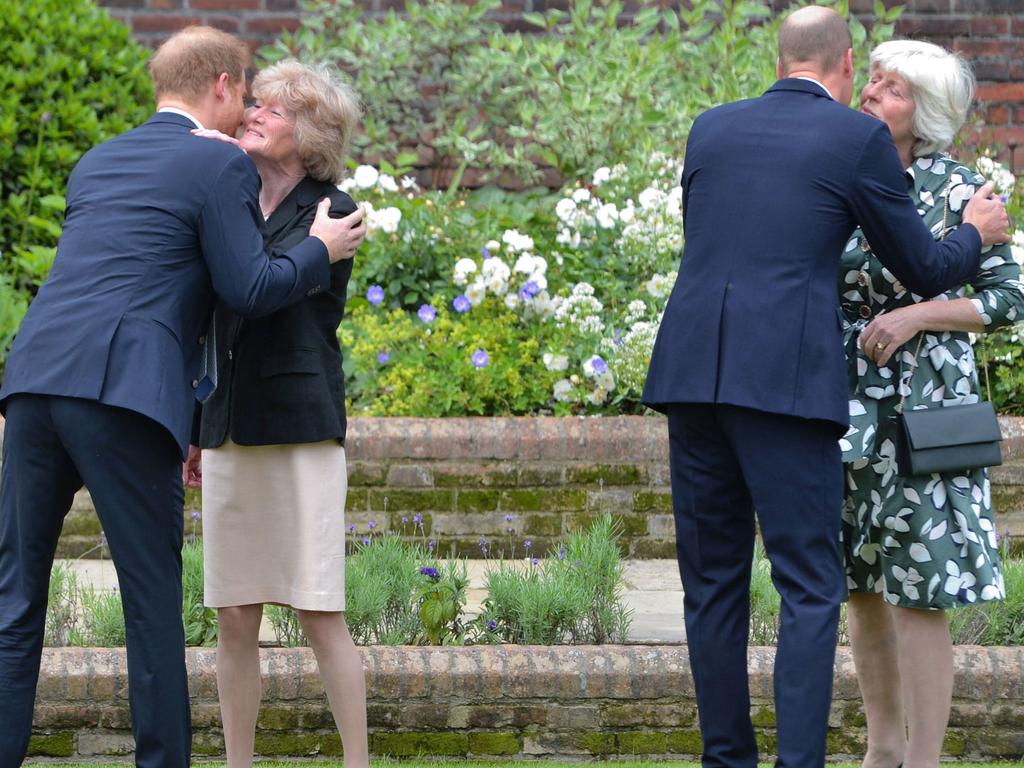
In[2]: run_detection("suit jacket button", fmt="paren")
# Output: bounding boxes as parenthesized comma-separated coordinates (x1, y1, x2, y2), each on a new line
(198, 335, 206, 345)
(858, 305, 872, 319)
(191, 379, 199, 389)
(227, 350, 233, 361)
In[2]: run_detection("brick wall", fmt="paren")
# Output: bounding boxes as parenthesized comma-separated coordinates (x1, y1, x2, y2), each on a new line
(97, 0, 1024, 168)
(26, 645, 1024, 760)
(46, 416, 1024, 560)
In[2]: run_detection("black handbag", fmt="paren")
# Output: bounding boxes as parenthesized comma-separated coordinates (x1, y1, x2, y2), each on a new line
(895, 398, 1003, 477)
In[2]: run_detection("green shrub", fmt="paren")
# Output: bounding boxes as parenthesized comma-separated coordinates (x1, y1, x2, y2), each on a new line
(269, 0, 899, 185)
(44, 563, 79, 647)
(78, 585, 126, 647)
(182, 540, 218, 647)
(476, 513, 631, 644)
(0, 0, 153, 370)
(948, 540, 1024, 645)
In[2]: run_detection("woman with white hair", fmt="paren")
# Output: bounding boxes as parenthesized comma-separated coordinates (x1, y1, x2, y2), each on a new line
(840, 40, 1024, 768)
(189, 60, 369, 768)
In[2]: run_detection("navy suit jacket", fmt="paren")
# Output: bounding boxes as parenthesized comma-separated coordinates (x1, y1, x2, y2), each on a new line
(0, 112, 331, 457)
(642, 79, 982, 433)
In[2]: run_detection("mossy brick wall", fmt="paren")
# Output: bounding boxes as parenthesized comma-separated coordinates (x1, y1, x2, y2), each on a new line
(96, 0, 1024, 168)
(26, 645, 1024, 760)
(42, 416, 1024, 560)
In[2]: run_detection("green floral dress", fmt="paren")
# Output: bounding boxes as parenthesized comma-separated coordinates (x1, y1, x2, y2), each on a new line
(839, 152, 1024, 610)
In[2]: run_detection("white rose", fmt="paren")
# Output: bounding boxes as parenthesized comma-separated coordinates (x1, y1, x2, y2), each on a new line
(571, 188, 592, 204)
(453, 257, 478, 286)
(504, 293, 520, 310)
(543, 353, 569, 371)
(556, 197, 577, 223)
(592, 167, 612, 186)
(377, 174, 398, 193)
(465, 280, 487, 306)
(528, 272, 548, 291)
(639, 187, 666, 210)
(353, 164, 379, 189)
(338, 178, 357, 193)
(513, 253, 537, 274)
(553, 379, 574, 402)
(596, 203, 618, 229)
(400, 175, 419, 190)
(485, 239, 500, 251)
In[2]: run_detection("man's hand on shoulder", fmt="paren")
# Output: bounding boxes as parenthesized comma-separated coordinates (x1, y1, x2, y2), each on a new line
(309, 198, 366, 263)
(190, 128, 245, 151)
(963, 181, 1011, 246)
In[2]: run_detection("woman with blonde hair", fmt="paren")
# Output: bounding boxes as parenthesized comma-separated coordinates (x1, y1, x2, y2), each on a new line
(840, 40, 1024, 768)
(190, 60, 369, 768)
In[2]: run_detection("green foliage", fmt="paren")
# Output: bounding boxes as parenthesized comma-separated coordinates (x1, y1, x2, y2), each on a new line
(344, 533, 426, 645)
(267, 604, 308, 647)
(267, 0, 898, 185)
(476, 513, 631, 644)
(416, 560, 469, 645)
(44, 563, 79, 647)
(948, 539, 1024, 645)
(0, 0, 153, 370)
(266, 0, 500, 181)
(182, 540, 218, 647)
(78, 586, 126, 647)
(343, 301, 559, 416)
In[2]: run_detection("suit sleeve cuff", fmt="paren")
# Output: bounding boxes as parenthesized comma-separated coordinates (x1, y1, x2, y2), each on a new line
(290, 236, 332, 295)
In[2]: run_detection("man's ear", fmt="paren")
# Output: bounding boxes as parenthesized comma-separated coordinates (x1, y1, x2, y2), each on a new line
(213, 72, 231, 101)
(776, 56, 783, 79)
(843, 48, 854, 78)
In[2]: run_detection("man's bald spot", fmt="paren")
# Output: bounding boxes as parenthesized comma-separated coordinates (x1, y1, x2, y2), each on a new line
(778, 6, 852, 76)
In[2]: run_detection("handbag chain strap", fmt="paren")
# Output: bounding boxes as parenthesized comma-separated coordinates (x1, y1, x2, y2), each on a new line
(897, 175, 951, 413)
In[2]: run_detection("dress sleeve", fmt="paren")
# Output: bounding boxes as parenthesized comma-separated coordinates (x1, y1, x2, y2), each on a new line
(944, 168, 1024, 331)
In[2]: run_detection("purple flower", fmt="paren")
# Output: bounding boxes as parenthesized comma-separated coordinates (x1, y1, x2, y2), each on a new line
(531, 557, 539, 566)
(191, 511, 200, 521)
(377, 350, 391, 365)
(481, 246, 491, 259)
(428, 539, 436, 552)
(591, 356, 608, 374)
(557, 546, 566, 560)
(479, 537, 489, 555)
(487, 619, 497, 630)
(420, 566, 440, 580)
(348, 524, 356, 533)
(505, 513, 514, 523)
(363, 536, 371, 545)
(368, 520, 377, 530)
(453, 294, 471, 313)
(612, 328, 624, 347)
(418, 304, 436, 323)
(471, 349, 489, 368)
(518, 280, 540, 301)
(524, 539, 532, 551)
(413, 513, 423, 525)
(402, 516, 409, 524)
(366, 285, 385, 305)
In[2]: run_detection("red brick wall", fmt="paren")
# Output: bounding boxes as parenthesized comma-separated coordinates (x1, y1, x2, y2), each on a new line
(97, 0, 1024, 167)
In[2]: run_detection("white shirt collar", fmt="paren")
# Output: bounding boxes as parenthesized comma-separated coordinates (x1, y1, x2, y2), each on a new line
(157, 107, 204, 130)
(795, 76, 834, 100)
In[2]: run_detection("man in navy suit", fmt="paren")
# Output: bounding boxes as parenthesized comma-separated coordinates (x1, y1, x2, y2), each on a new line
(642, 7, 1009, 767)
(0, 27, 366, 767)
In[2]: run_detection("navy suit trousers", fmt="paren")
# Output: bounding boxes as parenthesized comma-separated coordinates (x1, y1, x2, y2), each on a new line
(0, 395, 190, 768)
(666, 404, 844, 768)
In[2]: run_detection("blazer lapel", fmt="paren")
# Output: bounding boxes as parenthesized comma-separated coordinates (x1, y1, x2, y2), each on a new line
(264, 176, 333, 249)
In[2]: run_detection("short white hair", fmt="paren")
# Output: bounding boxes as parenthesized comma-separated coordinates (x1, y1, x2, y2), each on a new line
(869, 39, 975, 157)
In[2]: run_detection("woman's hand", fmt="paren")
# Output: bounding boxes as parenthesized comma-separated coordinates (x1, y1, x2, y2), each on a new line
(859, 306, 923, 367)
(190, 128, 244, 150)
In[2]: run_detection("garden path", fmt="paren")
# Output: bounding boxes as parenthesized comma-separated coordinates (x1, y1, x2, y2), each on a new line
(57, 557, 687, 644)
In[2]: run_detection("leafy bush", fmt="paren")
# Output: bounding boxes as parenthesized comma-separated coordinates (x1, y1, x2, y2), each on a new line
(476, 513, 631, 644)
(182, 540, 218, 647)
(78, 585, 126, 647)
(269, 0, 899, 185)
(44, 563, 80, 647)
(0, 0, 153, 371)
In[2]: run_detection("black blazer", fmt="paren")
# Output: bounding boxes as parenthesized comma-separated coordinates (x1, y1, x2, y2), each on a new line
(198, 177, 355, 448)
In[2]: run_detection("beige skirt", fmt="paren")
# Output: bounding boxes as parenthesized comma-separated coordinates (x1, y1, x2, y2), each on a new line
(202, 439, 347, 611)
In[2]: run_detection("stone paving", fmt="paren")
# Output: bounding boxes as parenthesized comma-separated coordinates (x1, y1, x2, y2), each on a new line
(58, 556, 687, 644)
